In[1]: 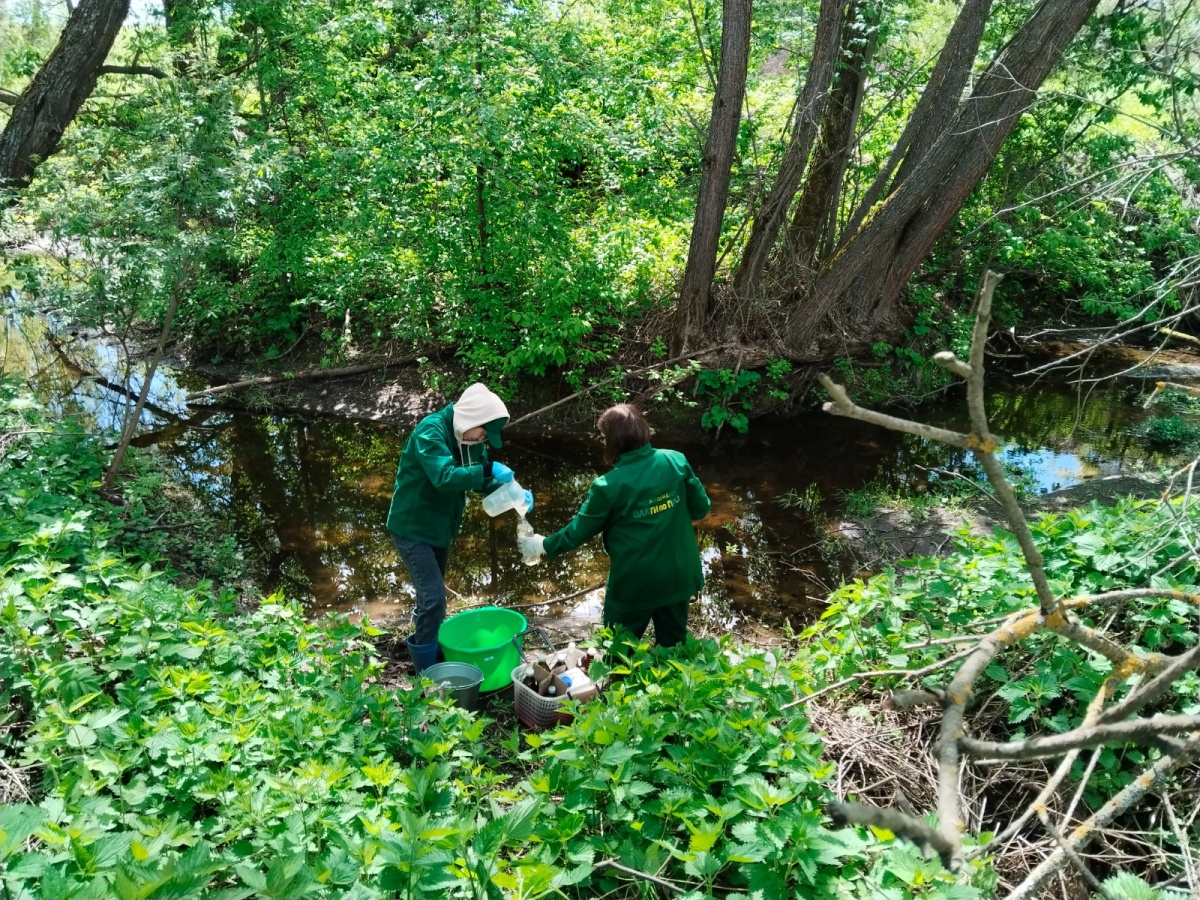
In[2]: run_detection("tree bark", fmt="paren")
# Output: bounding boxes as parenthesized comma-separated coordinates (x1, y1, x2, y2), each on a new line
(784, 0, 1100, 356)
(671, 0, 753, 356)
(0, 0, 130, 197)
(787, 1, 876, 271)
(842, 0, 994, 238)
(729, 0, 848, 303)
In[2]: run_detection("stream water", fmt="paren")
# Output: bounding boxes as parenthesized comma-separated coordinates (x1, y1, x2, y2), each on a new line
(3, 312, 1188, 635)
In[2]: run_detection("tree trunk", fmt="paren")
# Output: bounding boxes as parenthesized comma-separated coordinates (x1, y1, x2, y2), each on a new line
(102, 282, 181, 490)
(730, 0, 849, 303)
(842, 0, 994, 238)
(0, 0, 130, 197)
(787, 1, 876, 271)
(671, 0, 753, 357)
(162, 0, 197, 75)
(784, 0, 1100, 356)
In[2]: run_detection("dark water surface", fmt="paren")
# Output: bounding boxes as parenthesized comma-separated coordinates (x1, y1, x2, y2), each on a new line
(4, 312, 1176, 633)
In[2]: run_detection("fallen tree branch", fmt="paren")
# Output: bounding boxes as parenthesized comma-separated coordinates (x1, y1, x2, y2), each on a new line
(1099, 643, 1200, 724)
(818, 269, 1200, 883)
(98, 64, 168, 78)
(1034, 806, 1115, 900)
(1067, 587, 1200, 611)
(506, 344, 733, 427)
(827, 801, 955, 870)
(185, 357, 415, 401)
(594, 858, 687, 895)
(961, 714, 1200, 761)
(1145, 380, 1200, 407)
(1005, 747, 1198, 900)
(819, 374, 974, 450)
(977, 673, 1122, 857)
(1158, 327, 1200, 347)
(1161, 792, 1198, 894)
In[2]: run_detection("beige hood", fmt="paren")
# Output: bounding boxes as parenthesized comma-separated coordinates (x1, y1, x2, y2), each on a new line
(452, 383, 509, 446)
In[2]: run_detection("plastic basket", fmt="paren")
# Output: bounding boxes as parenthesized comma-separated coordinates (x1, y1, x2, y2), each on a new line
(510, 664, 601, 731)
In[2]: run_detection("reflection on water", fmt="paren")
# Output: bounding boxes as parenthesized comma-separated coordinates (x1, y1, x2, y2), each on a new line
(2, 309, 1182, 633)
(2, 313, 193, 432)
(120, 377, 1167, 633)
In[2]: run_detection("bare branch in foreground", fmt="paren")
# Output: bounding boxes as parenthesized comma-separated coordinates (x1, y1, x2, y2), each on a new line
(1006, 747, 1198, 900)
(595, 858, 687, 895)
(827, 801, 956, 870)
(1099, 643, 1200, 724)
(1034, 806, 1116, 900)
(817, 269, 1199, 880)
(960, 714, 1200, 760)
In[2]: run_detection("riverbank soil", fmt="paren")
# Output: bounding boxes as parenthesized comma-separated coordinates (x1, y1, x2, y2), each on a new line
(835, 473, 1168, 568)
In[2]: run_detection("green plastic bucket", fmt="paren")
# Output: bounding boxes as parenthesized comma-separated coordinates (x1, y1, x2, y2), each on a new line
(438, 607, 528, 692)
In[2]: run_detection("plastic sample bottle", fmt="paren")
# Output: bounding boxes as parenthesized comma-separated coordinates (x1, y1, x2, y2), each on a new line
(517, 516, 540, 566)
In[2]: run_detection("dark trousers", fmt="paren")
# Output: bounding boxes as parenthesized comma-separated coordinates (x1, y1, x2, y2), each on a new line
(603, 599, 690, 648)
(391, 533, 449, 645)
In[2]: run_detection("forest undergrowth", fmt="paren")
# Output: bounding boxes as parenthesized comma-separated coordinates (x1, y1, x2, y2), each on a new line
(1, 378, 1197, 899)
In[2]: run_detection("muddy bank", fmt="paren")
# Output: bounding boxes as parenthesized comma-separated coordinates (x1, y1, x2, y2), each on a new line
(835, 473, 1168, 569)
(12, 311, 1200, 646)
(177, 334, 1200, 429)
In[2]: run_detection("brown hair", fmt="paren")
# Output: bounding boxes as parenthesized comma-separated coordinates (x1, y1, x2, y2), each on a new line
(597, 404, 650, 466)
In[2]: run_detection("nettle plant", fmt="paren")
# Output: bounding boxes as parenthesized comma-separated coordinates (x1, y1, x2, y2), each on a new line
(0, 382, 987, 899)
(806, 273, 1200, 900)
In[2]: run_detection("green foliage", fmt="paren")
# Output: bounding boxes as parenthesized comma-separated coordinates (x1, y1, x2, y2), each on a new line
(1137, 415, 1200, 450)
(697, 360, 792, 433)
(6, 0, 706, 388)
(1097, 872, 1188, 900)
(698, 368, 761, 433)
(801, 496, 1200, 803)
(0, 382, 983, 899)
(777, 484, 824, 516)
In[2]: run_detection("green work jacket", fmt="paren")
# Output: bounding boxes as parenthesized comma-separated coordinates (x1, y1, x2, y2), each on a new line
(386, 404, 494, 549)
(543, 444, 711, 611)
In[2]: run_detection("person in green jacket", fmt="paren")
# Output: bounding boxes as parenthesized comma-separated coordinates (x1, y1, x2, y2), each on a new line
(387, 383, 528, 672)
(518, 404, 710, 647)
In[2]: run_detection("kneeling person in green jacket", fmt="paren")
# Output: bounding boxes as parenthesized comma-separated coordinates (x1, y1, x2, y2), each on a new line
(519, 404, 710, 647)
(387, 383, 524, 672)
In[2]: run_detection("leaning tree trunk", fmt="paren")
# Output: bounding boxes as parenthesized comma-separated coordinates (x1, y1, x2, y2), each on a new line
(671, 0, 753, 357)
(786, 0, 877, 271)
(730, 0, 848, 303)
(0, 0, 130, 198)
(784, 0, 1100, 357)
(842, 0, 994, 239)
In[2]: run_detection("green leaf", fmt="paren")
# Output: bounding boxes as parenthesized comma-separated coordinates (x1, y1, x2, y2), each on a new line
(0, 805, 45, 860)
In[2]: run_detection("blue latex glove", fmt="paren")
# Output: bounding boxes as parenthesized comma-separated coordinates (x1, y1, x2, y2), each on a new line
(491, 461, 515, 484)
(523, 490, 534, 513)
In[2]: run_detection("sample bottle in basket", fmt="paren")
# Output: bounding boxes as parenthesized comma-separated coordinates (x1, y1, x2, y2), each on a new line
(563, 642, 585, 668)
(521, 665, 539, 690)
